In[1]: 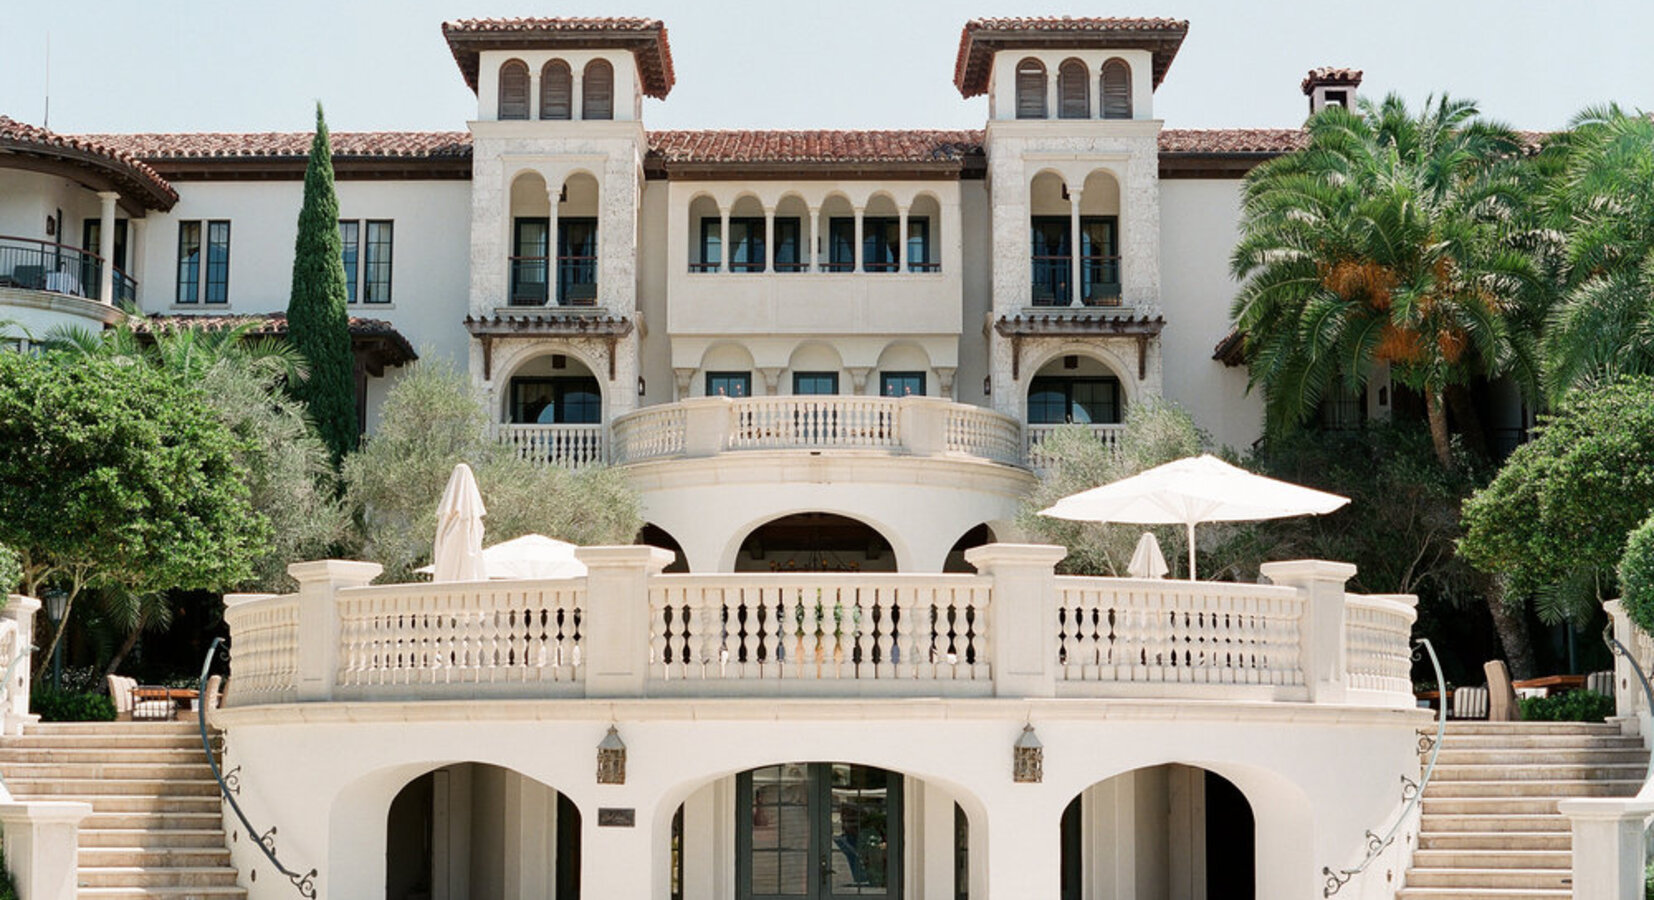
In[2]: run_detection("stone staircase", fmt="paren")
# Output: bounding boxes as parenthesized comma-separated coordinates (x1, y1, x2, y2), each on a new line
(1399, 721, 1647, 899)
(0, 720, 244, 899)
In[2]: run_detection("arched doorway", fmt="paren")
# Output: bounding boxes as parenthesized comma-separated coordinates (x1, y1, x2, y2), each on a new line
(638, 523, 690, 573)
(386, 763, 581, 900)
(1028, 354, 1125, 428)
(943, 524, 996, 573)
(1060, 765, 1254, 900)
(736, 513, 897, 573)
(737, 762, 903, 900)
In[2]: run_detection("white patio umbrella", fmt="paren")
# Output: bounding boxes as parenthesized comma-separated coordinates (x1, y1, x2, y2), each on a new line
(418, 533, 584, 580)
(1039, 454, 1349, 579)
(1127, 531, 1170, 579)
(431, 463, 487, 582)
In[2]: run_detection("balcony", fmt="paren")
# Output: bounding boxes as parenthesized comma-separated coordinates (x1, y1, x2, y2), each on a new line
(494, 423, 606, 468)
(507, 255, 597, 308)
(1024, 422, 1124, 469)
(1031, 254, 1122, 309)
(223, 550, 1415, 707)
(0, 235, 136, 305)
(611, 396, 1023, 466)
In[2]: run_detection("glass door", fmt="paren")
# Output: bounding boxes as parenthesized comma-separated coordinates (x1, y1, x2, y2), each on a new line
(738, 763, 903, 900)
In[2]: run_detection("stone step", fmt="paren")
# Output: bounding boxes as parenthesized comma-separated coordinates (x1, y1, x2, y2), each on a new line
(81, 812, 224, 831)
(1432, 734, 1643, 750)
(1418, 832, 1570, 852)
(1, 762, 216, 781)
(15, 794, 222, 814)
(1404, 868, 1573, 890)
(0, 748, 211, 764)
(5, 778, 220, 797)
(79, 847, 232, 869)
(1442, 722, 1623, 735)
(1431, 763, 1647, 782)
(1431, 748, 1647, 765)
(1411, 850, 1571, 870)
(4, 735, 206, 751)
(24, 723, 199, 736)
(77, 890, 247, 900)
(77, 867, 241, 889)
(1395, 889, 1570, 899)
(1420, 813, 1569, 834)
(1422, 797, 1574, 816)
(81, 828, 231, 849)
(1424, 778, 1640, 798)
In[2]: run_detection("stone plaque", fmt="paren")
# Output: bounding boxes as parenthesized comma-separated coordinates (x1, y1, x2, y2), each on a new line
(598, 807, 635, 827)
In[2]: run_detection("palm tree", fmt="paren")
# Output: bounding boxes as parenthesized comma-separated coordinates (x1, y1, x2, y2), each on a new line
(1538, 105, 1654, 399)
(1229, 93, 1542, 467)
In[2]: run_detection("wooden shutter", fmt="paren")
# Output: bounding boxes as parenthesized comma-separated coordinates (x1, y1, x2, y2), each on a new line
(1015, 59, 1046, 119)
(1101, 59, 1132, 119)
(1058, 60, 1089, 119)
(541, 60, 572, 120)
(498, 60, 530, 120)
(583, 59, 614, 120)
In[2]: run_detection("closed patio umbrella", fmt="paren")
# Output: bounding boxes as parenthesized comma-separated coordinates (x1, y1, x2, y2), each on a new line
(432, 463, 487, 582)
(1039, 454, 1349, 579)
(1127, 531, 1170, 579)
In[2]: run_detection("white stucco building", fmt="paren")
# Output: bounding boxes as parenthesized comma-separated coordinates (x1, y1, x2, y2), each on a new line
(0, 17, 1435, 900)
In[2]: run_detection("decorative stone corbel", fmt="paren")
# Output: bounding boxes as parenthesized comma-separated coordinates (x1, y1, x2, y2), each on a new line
(847, 367, 872, 395)
(934, 367, 957, 399)
(673, 368, 695, 400)
(758, 367, 784, 395)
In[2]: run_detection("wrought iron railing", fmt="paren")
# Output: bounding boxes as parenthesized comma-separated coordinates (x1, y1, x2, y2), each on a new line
(1604, 623, 1654, 785)
(196, 638, 317, 897)
(1321, 638, 1446, 897)
(507, 255, 598, 306)
(1031, 255, 1071, 305)
(0, 235, 136, 304)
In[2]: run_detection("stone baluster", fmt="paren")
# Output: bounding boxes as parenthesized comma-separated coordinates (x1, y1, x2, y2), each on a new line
(1259, 560, 1358, 703)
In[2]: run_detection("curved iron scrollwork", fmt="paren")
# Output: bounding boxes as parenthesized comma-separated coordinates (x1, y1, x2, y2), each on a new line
(1321, 637, 1447, 898)
(197, 638, 319, 898)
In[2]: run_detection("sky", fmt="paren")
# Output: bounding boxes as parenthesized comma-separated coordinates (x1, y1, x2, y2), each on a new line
(3, 0, 1649, 136)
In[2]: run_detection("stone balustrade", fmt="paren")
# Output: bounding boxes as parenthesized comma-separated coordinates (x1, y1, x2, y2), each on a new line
(221, 546, 1417, 709)
(494, 423, 606, 468)
(1024, 422, 1123, 469)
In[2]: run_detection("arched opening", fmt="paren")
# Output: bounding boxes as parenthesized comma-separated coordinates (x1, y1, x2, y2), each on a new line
(688, 194, 722, 272)
(385, 763, 580, 900)
(943, 524, 996, 573)
(906, 193, 942, 273)
(737, 513, 896, 573)
(774, 194, 811, 273)
(1058, 59, 1090, 119)
(873, 342, 932, 398)
(1028, 354, 1125, 427)
(1029, 171, 1073, 306)
(498, 59, 530, 120)
(1061, 765, 1254, 900)
(861, 194, 900, 273)
(509, 171, 552, 306)
(1015, 58, 1048, 119)
(699, 343, 756, 398)
(1078, 170, 1122, 306)
(1101, 59, 1133, 120)
(820, 194, 856, 272)
(503, 351, 603, 425)
(786, 342, 844, 396)
(638, 523, 690, 573)
(557, 173, 600, 306)
(727, 195, 767, 273)
(541, 59, 572, 120)
(583, 59, 614, 120)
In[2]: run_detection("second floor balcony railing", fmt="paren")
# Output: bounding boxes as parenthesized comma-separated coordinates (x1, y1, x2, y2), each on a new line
(224, 550, 1416, 707)
(1025, 423, 1125, 470)
(494, 423, 606, 468)
(508, 255, 598, 307)
(1031, 255, 1122, 307)
(0, 235, 136, 305)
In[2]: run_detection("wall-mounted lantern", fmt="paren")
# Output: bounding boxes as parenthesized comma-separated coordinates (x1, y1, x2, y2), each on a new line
(1013, 723, 1043, 783)
(597, 725, 627, 785)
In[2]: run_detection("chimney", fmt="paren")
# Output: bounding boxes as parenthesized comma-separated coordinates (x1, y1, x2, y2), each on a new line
(1302, 67, 1363, 115)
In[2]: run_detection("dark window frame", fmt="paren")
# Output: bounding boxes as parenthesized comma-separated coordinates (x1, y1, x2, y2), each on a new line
(175, 219, 230, 305)
(706, 371, 752, 398)
(879, 371, 926, 398)
(792, 372, 839, 395)
(175, 221, 200, 304)
(362, 220, 393, 304)
(508, 375, 603, 425)
(735, 764, 905, 900)
(1028, 375, 1122, 425)
(338, 220, 360, 304)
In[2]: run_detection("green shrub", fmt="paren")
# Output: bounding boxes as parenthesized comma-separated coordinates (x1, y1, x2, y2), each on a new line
(0, 544, 18, 597)
(1518, 690, 1616, 723)
(30, 689, 116, 722)
(1621, 513, 1654, 636)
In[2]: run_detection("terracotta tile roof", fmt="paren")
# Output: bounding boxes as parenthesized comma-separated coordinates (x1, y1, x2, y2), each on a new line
(442, 17, 674, 98)
(648, 130, 985, 165)
(135, 312, 417, 367)
(955, 17, 1190, 97)
(1158, 128, 1309, 155)
(84, 131, 473, 161)
(1301, 67, 1364, 95)
(0, 116, 177, 210)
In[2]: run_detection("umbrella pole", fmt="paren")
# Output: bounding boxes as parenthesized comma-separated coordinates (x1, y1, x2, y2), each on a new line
(1186, 522, 1197, 580)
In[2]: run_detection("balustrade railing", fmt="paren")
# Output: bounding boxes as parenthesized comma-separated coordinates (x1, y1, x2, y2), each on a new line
(946, 406, 1023, 464)
(1025, 423, 1124, 469)
(728, 396, 901, 450)
(611, 405, 688, 462)
(333, 579, 586, 698)
(1054, 578, 1306, 692)
(0, 235, 136, 304)
(506, 255, 597, 307)
(495, 423, 605, 468)
(222, 551, 1407, 706)
(648, 575, 993, 687)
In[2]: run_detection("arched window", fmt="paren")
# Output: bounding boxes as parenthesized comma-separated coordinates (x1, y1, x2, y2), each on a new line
(1015, 58, 1047, 120)
(1058, 59, 1090, 119)
(583, 59, 614, 120)
(540, 60, 572, 120)
(1101, 59, 1132, 119)
(497, 59, 530, 120)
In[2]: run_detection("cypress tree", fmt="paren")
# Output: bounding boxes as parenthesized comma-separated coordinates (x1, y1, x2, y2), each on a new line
(286, 102, 357, 462)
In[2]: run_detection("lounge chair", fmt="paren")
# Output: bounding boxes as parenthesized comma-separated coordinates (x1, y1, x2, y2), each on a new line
(106, 674, 176, 721)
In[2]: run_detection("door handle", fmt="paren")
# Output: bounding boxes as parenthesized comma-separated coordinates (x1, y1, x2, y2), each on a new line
(821, 851, 834, 883)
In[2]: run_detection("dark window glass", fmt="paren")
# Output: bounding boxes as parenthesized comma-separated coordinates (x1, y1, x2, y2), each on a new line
(880, 372, 925, 397)
(729, 218, 765, 272)
(512, 217, 550, 305)
(204, 221, 230, 304)
(81, 219, 128, 271)
(175, 222, 201, 304)
(774, 218, 801, 268)
(907, 218, 932, 270)
(363, 220, 393, 303)
(558, 218, 598, 306)
(698, 219, 722, 269)
(828, 218, 856, 271)
(955, 803, 969, 900)
(339, 220, 359, 304)
(706, 371, 751, 398)
(510, 377, 602, 425)
(793, 372, 838, 395)
(1028, 376, 1121, 425)
(861, 217, 900, 271)
(1080, 216, 1120, 303)
(1030, 216, 1073, 306)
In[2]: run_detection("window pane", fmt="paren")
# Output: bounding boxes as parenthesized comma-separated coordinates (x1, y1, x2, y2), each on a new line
(828, 218, 855, 268)
(774, 218, 800, 266)
(880, 372, 925, 397)
(907, 219, 930, 266)
(204, 221, 230, 304)
(793, 372, 838, 395)
(700, 219, 722, 266)
(175, 221, 201, 304)
(707, 372, 751, 398)
(339, 220, 359, 304)
(364, 220, 393, 303)
(510, 380, 557, 424)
